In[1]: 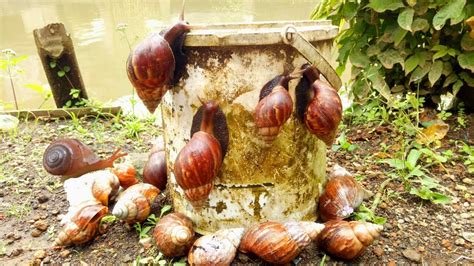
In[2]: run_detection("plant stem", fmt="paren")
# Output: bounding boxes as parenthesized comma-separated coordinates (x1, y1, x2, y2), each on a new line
(370, 177, 392, 212)
(6, 63, 19, 110)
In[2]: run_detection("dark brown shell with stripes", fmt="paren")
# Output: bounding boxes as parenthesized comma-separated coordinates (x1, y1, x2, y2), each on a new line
(153, 213, 195, 257)
(239, 221, 325, 264)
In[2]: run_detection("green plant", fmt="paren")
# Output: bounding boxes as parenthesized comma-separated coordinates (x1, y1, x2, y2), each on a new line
(23, 84, 52, 109)
(312, 0, 474, 106)
(0, 49, 28, 110)
(332, 131, 358, 152)
(133, 205, 172, 240)
(461, 143, 474, 174)
(353, 203, 386, 224)
(101, 214, 118, 227)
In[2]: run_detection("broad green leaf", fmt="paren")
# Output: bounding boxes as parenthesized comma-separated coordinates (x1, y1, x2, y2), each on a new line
(342, 2, 358, 21)
(349, 51, 371, 68)
(377, 49, 404, 69)
(398, 8, 414, 31)
(429, 61, 443, 85)
(394, 28, 408, 46)
(366, 64, 393, 103)
(443, 73, 459, 87)
(406, 149, 422, 170)
(57, 70, 65, 77)
(452, 80, 463, 95)
(409, 63, 431, 84)
(380, 158, 406, 170)
(431, 193, 452, 204)
(459, 71, 474, 86)
(160, 205, 172, 217)
(432, 45, 449, 60)
(442, 61, 453, 76)
(366, 0, 405, 13)
(458, 52, 474, 72)
(24, 83, 49, 94)
(405, 54, 420, 74)
(411, 18, 429, 32)
(461, 33, 474, 51)
(432, 0, 466, 30)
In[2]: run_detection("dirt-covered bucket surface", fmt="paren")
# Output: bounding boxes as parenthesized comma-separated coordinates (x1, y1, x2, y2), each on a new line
(0, 113, 473, 265)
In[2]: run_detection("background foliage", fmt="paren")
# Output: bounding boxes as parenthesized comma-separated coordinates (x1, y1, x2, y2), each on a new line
(312, 0, 474, 108)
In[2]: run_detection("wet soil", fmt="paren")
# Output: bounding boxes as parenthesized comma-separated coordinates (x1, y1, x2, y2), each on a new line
(0, 114, 473, 265)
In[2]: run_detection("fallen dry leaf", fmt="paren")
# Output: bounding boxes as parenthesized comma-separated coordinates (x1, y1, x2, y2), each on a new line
(416, 120, 449, 144)
(374, 151, 391, 159)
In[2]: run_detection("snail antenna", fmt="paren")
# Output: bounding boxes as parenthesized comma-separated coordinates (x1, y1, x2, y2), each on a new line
(180, 0, 186, 21)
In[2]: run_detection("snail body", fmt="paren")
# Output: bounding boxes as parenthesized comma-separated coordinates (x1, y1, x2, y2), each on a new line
(318, 220, 383, 260)
(239, 221, 325, 264)
(152, 212, 194, 257)
(54, 201, 108, 246)
(255, 75, 294, 143)
(126, 9, 190, 113)
(143, 142, 167, 191)
(188, 227, 244, 266)
(174, 101, 223, 209)
(319, 165, 373, 221)
(91, 170, 120, 206)
(112, 163, 139, 189)
(112, 183, 160, 224)
(43, 139, 127, 178)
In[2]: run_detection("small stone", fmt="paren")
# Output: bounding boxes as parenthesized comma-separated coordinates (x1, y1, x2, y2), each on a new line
(122, 254, 132, 263)
(402, 248, 422, 262)
(31, 229, 43, 237)
(13, 234, 21, 240)
(417, 246, 425, 252)
(374, 246, 384, 256)
(139, 237, 152, 249)
(460, 213, 471, 219)
(462, 232, 474, 243)
(455, 185, 467, 191)
(43, 256, 51, 263)
(397, 219, 405, 224)
(387, 260, 396, 266)
(34, 250, 47, 259)
(40, 204, 48, 210)
(51, 210, 60, 215)
(441, 239, 451, 250)
(455, 238, 465, 245)
(462, 178, 473, 185)
(5, 232, 14, 239)
(27, 220, 35, 224)
(37, 195, 49, 204)
(11, 248, 23, 257)
(34, 220, 49, 231)
(60, 250, 71, 258)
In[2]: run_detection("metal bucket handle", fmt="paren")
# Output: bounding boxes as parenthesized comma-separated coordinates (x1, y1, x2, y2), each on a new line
(281, 24, 342, 91)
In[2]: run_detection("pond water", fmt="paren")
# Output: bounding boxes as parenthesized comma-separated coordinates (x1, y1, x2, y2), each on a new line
(0, 0, 320, 110)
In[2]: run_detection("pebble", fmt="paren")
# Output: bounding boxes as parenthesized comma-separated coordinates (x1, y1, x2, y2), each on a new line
(441, 239, 451, 250)
(34, 250, 47, 259)
(43, 256, 51, 263)
(460, 213, 471, 219)
(462, 232, 474, 243)
(387, 260, 396, 266)
(122, 254, 132, 263)
(37, 195, 49, 204)
(34, 220, 49, 231)
(462, 178, 473, 185)
(31, 229, 43, 237)
(60, 250, 71, 258)
(402, 248, 422, 262)
(374, 246, 384, 256)
(455, 185, 467, 191)
(11, 248, 23, 257)
(51, 210, 60, 215)
(397, 219, 405, 224)
(455, 238, 465, 245)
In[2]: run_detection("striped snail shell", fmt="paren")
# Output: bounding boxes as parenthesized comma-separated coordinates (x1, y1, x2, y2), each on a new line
(188, 228, 245, 266)
(143, 140, 167, 191)
(239, 221, 325, 264)
(112, 163, 139, 189)
(152, 212, 195, 257)
(54, 201, 108, 246)
(318, 220, 383, 260)
(91, 170, 120, 206)
(111, 183, 160, 224)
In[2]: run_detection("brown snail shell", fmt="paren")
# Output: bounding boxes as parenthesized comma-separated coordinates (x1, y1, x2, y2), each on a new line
(188, 227, 244, 266)
(152, 212, 195, 257)
(91, 170, 120, 206)
(111, 183, 160, 224)
(319, 165, 373, 222)
(54, 201, 108, 246)
(143, 142, 167, 191)
(174, 101, 223, 209)
(317, 220, 383, 260)
(239, 221, 325, 264)
(43, 138, 127, 178)
(112, 163, 139, 189)
(254, 75, 294, 143)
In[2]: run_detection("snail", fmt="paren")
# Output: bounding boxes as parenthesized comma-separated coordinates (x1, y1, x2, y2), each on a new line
(112, 183, 160, 224)
(54, 201, 108, 246)
(239, 221, 325, 264)
(174, 101, 224, 209)
(317, 220, 383, 260)
(152, 212, 194, 257)
(43, 139, 127, 178)
(188, 228, 244, 266)
(126, 0, 191, 113)
(143, 140, 167, 191)
(319, 165, 373, 222)
(295, 64, 342, 146)
(91, 170, 120, 206)
(112, 163, 139, 189)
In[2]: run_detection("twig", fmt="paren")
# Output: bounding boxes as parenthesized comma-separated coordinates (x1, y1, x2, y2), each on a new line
(6, 63, 19, 110)
(370, 177, 392, 212)
(450, 255, 473, 264)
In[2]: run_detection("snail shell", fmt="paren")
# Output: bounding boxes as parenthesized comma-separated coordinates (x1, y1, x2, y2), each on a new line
(112, 163, 139, 189)
(152, 212, 195, 257)
(112, 183, 160, 224)
(143, 142, 167, 191)
(43, 138, 127, 178)
(319, 165, 373, 221)
(174, 101, 223, 209)
(54, 201, 108, 246)
(91, 170, 120, 206)
(317, 220, 383, 260)
(255, 75, 293, 143)
(188, 228, 244, 266)
(239, 221, 325, 264)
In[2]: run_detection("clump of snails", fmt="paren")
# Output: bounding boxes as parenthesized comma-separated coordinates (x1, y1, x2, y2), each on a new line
(126, 0, 191, 113)
(112, 183, 160, 224)
(239, 221, 325, 264)
(112, 163, 139, 189)
(319, 165, 373, 222)
(152, 212, 195, 257)
(143, 139, 167, 191)
(91, 170, 120, 206)
(43, 138, 127, 178)
(295, 64, 342, 146)
(174, 100, 227, 209)
(317, 220, 383, 260)
(54, 201, 108, 246)
(188, 228, 244, 266)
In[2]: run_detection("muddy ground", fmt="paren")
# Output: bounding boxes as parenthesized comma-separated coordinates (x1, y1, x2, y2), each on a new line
(0, 113, 473, 265)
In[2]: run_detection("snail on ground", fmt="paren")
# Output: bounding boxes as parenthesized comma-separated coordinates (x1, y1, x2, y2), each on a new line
(43, 139, 127, 178)
(112, 183, 160, 224)
(91, 170, 120, 206)
(54, 201, 108, 246)
(317, 220, 383, 260)
(174, 101, 224, 209)
(112, 163, 139, 189)
(319, 165, 373, 222)
(295, 64, 342, 146)
(152, 212, 194, 257)
(188, 228, 244, 266)
(143, 140, 167, 191)
(239, 221, 325, 264)
(126, 0, 191, 113)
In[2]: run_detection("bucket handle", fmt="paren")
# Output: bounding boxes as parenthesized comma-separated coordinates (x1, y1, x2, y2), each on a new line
(281, 25, 342, 91)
